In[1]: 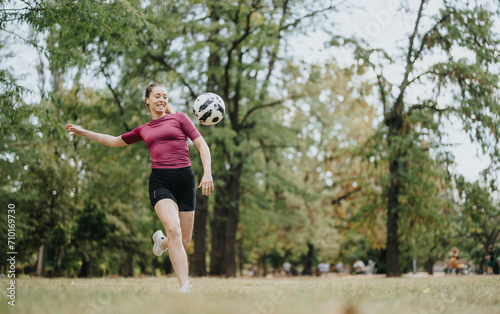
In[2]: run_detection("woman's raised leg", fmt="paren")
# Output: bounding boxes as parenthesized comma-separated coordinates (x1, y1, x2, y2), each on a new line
(157, 212, 194, 251)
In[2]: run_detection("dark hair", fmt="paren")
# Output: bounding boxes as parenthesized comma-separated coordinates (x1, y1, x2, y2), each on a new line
(145, 83, 166, 98)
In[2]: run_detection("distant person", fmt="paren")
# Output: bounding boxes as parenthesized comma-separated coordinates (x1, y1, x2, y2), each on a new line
(318, 263, 330, 275)
(449, 247, 460, 275)
(367, 259, 376, 274)
(66, 83, 214, 293)
(353, 259, 366, 274)
(486, 245, 495, 275)
(334, 261, 343, 273)
(247, 265, 255, 277)
(283, 261, 291, 276)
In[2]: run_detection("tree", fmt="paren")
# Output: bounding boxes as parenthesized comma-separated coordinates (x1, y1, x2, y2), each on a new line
(0, 11, 79, 275)
(236, 60, 377, 275)
(1, 0, 163, 277)
(455, 174, 500, 273)
(15, 0, 345, 277)
(198, 0, 345, 277)
(333, 0, 500, 276)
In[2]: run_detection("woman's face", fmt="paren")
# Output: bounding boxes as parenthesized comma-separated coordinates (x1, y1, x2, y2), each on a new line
(146, 86, 168, 114)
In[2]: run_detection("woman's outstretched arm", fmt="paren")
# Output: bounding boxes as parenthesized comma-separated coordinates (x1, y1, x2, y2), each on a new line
(65, 124, 127, 147)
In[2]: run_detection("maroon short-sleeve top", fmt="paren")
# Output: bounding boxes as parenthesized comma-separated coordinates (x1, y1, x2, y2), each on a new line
(120, 112, 201, 169)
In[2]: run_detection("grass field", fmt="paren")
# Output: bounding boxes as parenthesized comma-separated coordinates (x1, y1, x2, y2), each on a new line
(1, 275, 499, 314)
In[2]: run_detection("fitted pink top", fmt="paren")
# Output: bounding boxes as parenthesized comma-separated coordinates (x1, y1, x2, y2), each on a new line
(120, 112, 201, 169)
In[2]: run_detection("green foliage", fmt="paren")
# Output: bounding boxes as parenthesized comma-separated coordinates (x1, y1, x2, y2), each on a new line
(2, 0, 499, 278)
(455, 175, 500, 270)
(74, 202, 116, 257)
(329, 0, 500, 275)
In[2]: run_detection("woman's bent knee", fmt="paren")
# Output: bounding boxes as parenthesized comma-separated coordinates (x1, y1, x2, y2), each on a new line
(164, 225, 182, 239)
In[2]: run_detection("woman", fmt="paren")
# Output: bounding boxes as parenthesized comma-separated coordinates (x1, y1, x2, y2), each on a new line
(449, 247, 460, 275)
(65, 83, 213, 293)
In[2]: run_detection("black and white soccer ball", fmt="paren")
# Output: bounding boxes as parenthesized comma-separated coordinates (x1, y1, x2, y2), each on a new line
(192, 93, 225, 126)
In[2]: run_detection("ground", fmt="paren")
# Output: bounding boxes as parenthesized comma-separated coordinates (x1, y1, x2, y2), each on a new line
(1, 275, 499, 314)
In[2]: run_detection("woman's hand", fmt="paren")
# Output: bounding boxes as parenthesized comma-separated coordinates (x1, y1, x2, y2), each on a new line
(198, 173, 214, 196)
(65, 124, 85, 136)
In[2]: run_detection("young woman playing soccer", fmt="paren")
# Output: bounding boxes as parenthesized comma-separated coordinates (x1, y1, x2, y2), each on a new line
(65, 83, 213, 293)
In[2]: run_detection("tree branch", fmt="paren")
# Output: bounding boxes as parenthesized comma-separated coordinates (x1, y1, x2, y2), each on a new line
(104, 76, 131, 132)
(279, 2, 340, 31)
(394, 0, 426, 112)
(407, 70, 433, 85)
(408, 100, 449, 115)
(374, 70, 389, 118)
(0, 28, 43, 50)
(258, 0, 288, 103)
(223, 1, 257, 101)
(330, 186, 361, 205)
(413, 13, 451, 63)
(240, 93, 304, 128)
(148, 55, 198, 100)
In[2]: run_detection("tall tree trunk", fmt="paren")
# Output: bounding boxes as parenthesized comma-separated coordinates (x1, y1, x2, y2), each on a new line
(129, 255, 136, 277)
(257, 254, 267, 277)
(425, 257, 434, 275)
(237, 237, 244, 275)
(120, 260, 128, 276)
(36, 244, 45, 276)
(205, 1, 223, 276)
(53, 247, 64, 276)
(302, 243, 315, 275)
(224, 159, 242, 277)
(120, 255, 136, 277)
(386, 169, 401, 277)
(152, 258, 159, 276)
(385, 107, 405, 277)
(190, 190, 207, 276)
(79, 256, 92, 278)
(478, 263, 484, 275)
(210, 192, 228, 275)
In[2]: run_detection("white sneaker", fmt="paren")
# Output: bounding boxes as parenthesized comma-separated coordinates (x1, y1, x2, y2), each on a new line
(179, 281, 192, 293)
(152, 230, 167, 257)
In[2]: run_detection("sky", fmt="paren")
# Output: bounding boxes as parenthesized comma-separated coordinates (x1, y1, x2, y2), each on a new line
(2, 0, 496, 182)
(288, 0, 494, 181)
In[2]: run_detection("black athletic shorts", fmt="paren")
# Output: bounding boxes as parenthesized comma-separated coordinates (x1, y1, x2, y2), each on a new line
(149, 166, 196, 212)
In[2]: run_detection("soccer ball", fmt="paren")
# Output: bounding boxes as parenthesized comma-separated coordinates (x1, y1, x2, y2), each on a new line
(192, 92, 225, 125)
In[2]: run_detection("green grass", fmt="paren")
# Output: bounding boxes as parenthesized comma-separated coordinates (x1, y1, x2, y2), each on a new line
(1, 276, 499, 314)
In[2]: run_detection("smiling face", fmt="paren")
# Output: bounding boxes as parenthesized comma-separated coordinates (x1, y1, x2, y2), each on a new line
(145, 86, 169, 116)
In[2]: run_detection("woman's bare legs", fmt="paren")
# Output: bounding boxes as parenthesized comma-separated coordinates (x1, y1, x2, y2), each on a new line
(179, 211, 195, 249)
(159, 211, 195, 251)
(154, 199, 193, 287)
